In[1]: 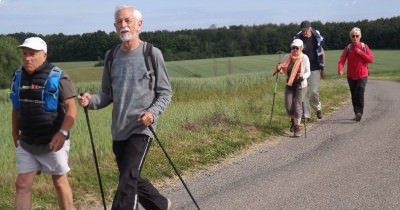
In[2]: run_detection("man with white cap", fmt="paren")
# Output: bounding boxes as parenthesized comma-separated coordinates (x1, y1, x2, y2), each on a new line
(274, 39, 310, 137)
(10, 37, 77, 209)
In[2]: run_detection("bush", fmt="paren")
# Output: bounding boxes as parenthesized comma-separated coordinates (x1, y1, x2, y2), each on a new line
(0, 36, 20, 88)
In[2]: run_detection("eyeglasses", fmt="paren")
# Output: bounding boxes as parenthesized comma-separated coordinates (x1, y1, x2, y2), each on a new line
(115, 17, 136, 26)
(352, 34, 360, 38)
(291, 46, 299, 50)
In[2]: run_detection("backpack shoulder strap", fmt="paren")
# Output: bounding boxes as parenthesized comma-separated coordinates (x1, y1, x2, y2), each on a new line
(46, 66, 63, 87)
(43, 66, 63, 111)
(49, 66, 63, 77)
(11, 69, 22, 88)
(347, 42, 367, 57)
(104, 43, 158, 91)
(143, 42, 157, 72)
(346, 43, 352, 57)
(103, 44, 120, 98)
(10, 69, 22, 110)
(143, 42, 158, 90)
(361, 42, 366, 52)
(105, 44, 120, 74)
(12, 69, 22, 85)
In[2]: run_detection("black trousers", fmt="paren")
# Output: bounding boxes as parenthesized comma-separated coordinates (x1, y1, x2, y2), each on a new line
(347, 77, 368, 115)
(111, 134, 168, 210)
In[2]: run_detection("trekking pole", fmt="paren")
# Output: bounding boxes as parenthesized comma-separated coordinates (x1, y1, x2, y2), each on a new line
(269, 73, 279, 127)
(82, 106, 107, 210)
(148, 126, 201, 210)
(269, 51, 285, 128)
(269, 52, 285, 127)
(301, 88, 307, 138)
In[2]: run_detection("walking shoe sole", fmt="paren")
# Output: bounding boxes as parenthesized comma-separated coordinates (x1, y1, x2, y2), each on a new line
(167, 198, 171, 210)
(317, 110, 323, 119)
(355, 113, 362, 121)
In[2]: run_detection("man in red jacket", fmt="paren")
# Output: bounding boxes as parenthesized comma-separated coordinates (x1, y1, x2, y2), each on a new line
(338, 27, 374, 121)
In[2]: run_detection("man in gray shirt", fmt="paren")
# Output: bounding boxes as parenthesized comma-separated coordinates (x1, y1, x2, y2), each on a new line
(78, 5, 172, 210)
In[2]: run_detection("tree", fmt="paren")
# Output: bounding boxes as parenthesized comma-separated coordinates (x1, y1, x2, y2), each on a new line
(4, 16, 400, 63)
(0, 36, 20, 88)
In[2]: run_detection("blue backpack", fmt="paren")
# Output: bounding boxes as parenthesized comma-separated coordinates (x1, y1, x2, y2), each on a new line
(10, 67, 63, 112)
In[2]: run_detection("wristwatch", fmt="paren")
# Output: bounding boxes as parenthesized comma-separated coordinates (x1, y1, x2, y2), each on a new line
(59, 129, 68, 139)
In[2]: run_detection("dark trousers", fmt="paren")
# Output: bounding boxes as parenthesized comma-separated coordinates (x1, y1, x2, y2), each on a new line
(111, 134, 168, 210)
(347, 77, 368, 115)
(285, 85, 303, 123)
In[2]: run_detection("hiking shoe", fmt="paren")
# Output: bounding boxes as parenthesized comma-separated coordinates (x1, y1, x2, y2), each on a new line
(355, 113, 362, 121)
(293, 125, 301, 137)
(316, 110, 323, 119)
(167, 198, 171, 210)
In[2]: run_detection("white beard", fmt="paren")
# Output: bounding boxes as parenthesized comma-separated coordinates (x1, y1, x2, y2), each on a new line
(120, 33, 132, 42)
(119, 31, 140, 42)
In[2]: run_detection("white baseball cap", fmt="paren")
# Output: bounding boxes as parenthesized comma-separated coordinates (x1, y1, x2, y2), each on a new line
(291, 39, 303, 48)
(18, 37, 47, 53)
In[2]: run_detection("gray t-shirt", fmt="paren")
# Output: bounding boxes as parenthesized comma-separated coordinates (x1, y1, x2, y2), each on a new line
(89, 42, 172, 141)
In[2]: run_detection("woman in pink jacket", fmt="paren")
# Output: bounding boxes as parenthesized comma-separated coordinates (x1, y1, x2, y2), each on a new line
(338, 27, 374, 121)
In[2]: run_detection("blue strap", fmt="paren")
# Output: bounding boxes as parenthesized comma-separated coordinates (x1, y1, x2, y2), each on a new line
(10, 69, 22, 111)
(43, 67, 63, 111)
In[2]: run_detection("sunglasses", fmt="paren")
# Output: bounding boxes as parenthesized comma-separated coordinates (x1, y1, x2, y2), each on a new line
(291, 46, 299, 50)
(352, 34, 360, 38)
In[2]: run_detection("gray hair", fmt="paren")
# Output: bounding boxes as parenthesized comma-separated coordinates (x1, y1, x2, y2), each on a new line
(114, 5, 143, 21)
(349, 27, 362, 37)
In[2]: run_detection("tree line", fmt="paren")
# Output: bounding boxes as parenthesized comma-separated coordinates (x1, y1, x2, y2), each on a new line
(3, 16, 400, 62)
(1, 16, 400, 87)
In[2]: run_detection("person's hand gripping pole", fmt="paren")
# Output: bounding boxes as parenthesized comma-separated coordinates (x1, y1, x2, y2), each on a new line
(78, 93, 107, 210)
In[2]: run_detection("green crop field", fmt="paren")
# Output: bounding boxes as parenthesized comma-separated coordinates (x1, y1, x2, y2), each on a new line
(1, 50, 399, 209)
(52, 50, 400, 83)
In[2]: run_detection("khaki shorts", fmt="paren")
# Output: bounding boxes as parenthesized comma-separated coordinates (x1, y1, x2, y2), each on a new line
(16, 140, 70, 175)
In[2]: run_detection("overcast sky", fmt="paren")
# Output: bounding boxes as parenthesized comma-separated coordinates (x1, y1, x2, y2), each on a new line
(0, 0, 398, 35)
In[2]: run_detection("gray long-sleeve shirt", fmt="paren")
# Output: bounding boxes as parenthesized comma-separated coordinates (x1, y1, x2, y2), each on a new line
(89, 42, 172, 140)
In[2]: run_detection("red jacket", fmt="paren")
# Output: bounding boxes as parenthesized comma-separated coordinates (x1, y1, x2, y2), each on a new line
(337, 42, 374, 80)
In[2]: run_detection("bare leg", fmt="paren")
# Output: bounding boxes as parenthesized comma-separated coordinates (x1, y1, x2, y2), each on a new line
(52, 174, 74, 210)
(15, 171, 36, 210)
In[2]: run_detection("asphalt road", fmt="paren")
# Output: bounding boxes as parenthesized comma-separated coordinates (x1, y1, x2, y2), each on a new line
(161, 80, 400, 210)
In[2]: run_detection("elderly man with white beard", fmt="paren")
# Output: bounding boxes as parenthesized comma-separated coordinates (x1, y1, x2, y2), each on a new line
(77, 5, 172, 210)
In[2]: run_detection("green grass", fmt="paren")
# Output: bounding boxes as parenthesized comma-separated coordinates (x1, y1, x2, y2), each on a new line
(54, 61, 102, 83)
(1, 50, 399, 209)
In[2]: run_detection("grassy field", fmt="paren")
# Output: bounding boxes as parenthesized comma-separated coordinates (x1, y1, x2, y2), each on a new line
(1, 50, 399, 209)
(52, 50, 400, 83)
